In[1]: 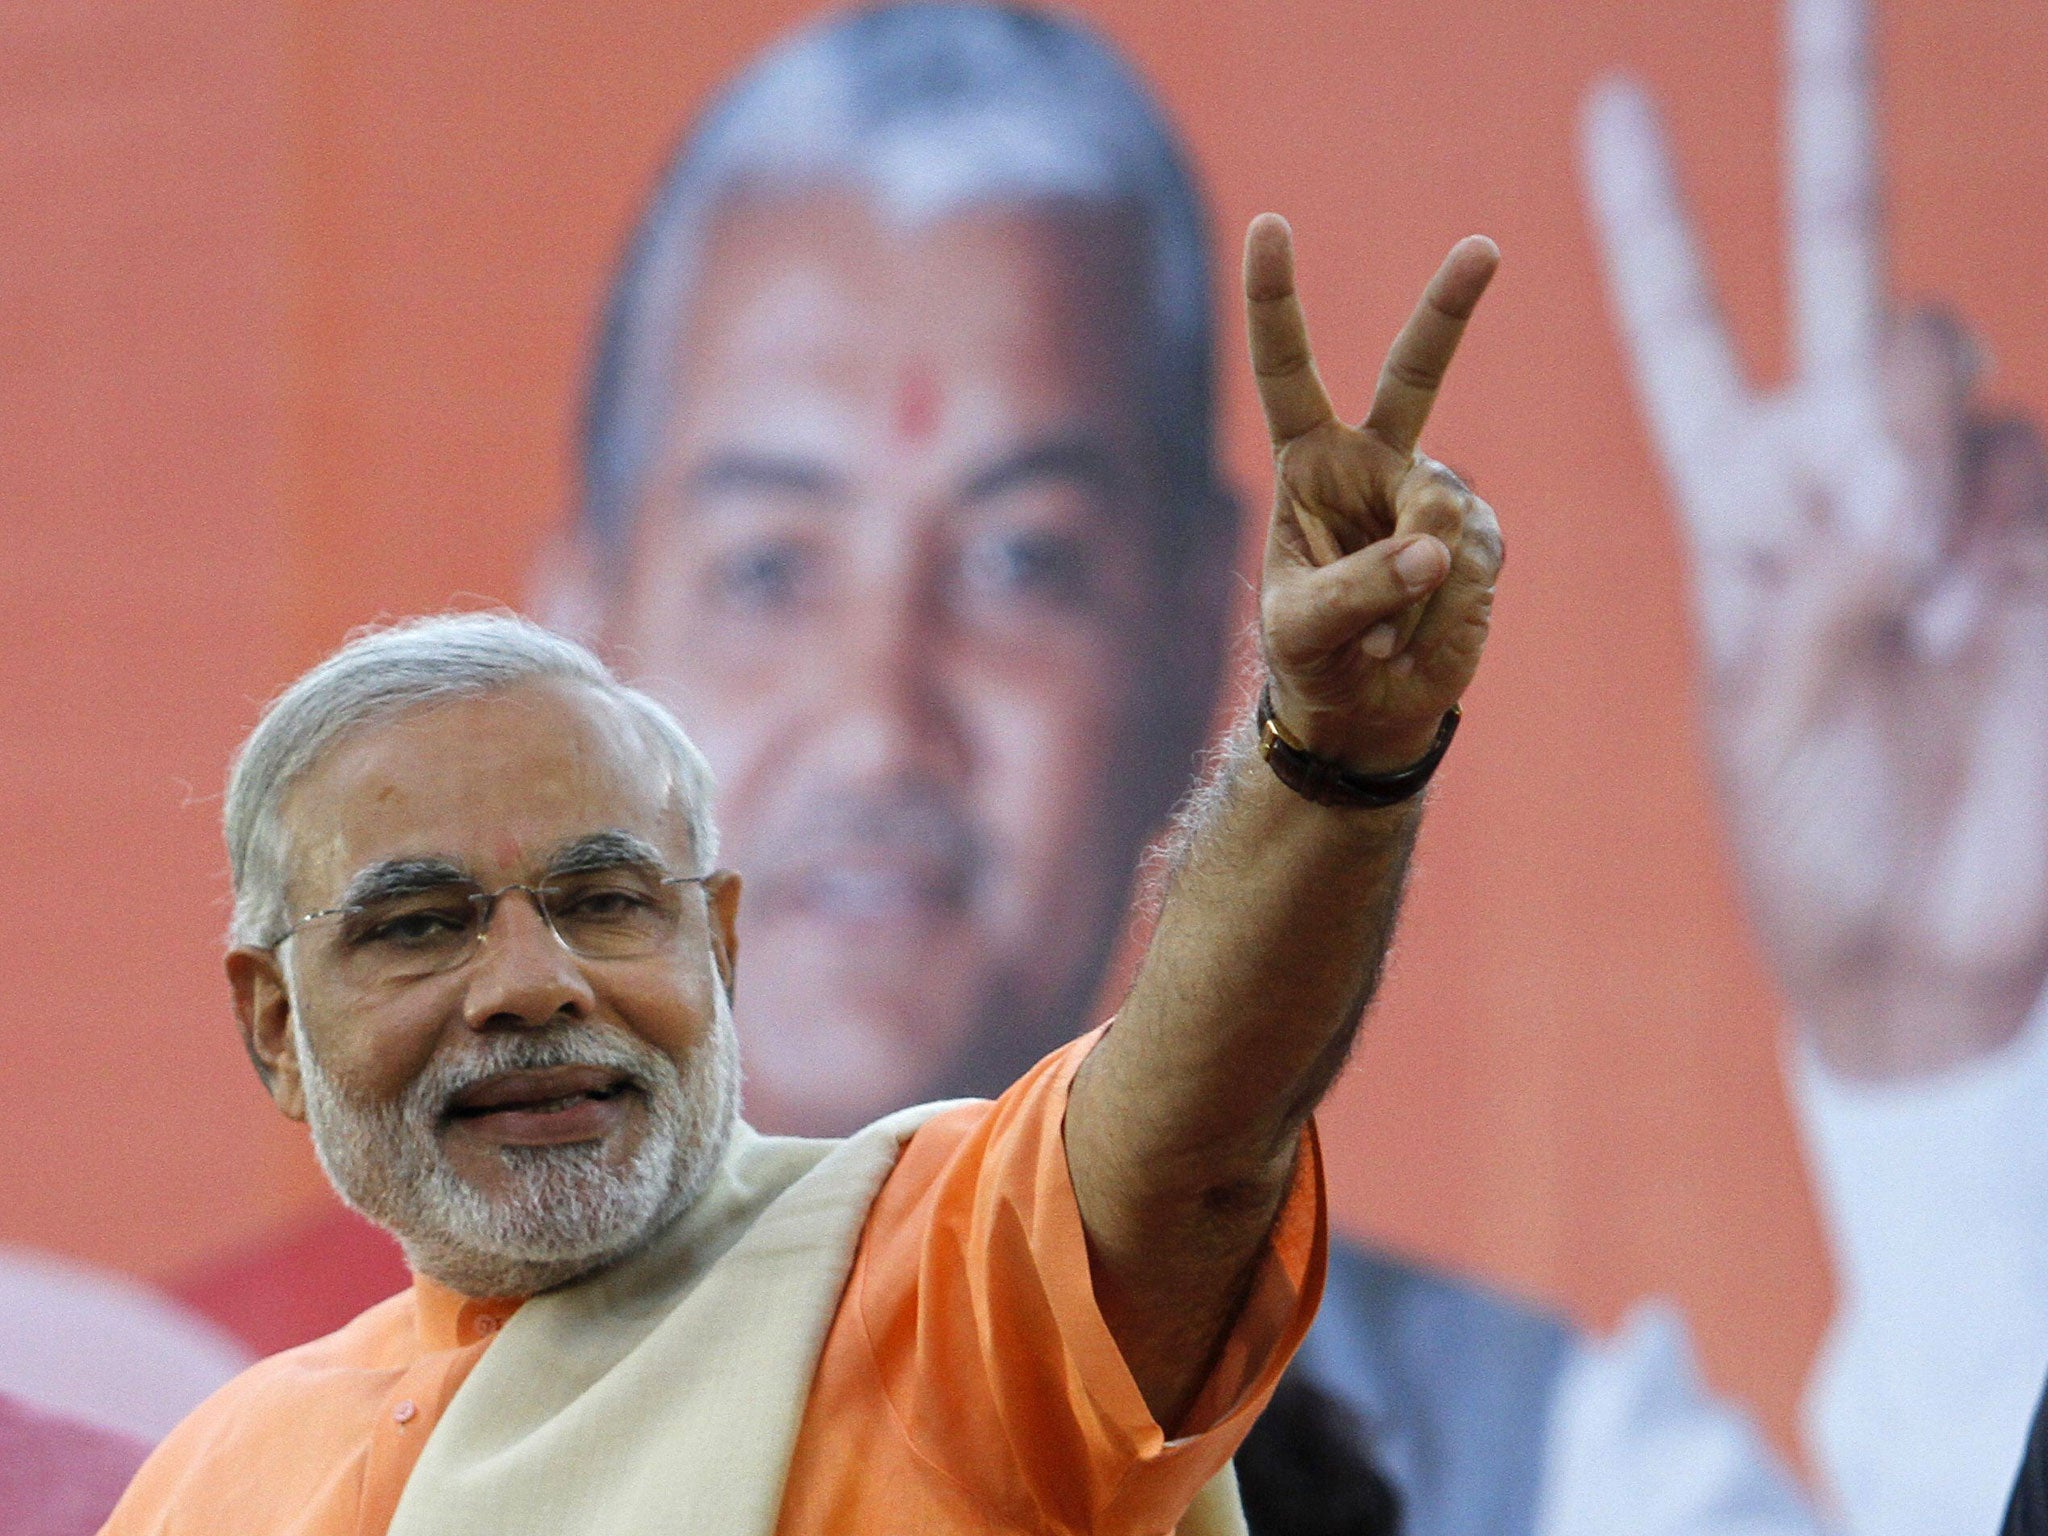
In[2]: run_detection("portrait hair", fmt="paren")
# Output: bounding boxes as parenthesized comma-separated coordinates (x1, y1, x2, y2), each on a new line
(223, 611, 719, 950)
(580, 0, 1225, 568)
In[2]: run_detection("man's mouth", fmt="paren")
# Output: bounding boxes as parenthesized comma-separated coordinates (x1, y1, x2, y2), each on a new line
(443, 1066, 637, 1147)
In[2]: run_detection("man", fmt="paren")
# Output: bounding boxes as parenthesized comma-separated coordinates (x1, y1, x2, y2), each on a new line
(1583, 0, 2048, 1528)
(106, 216, 1503, 1531)
(539, 9, 1813, 1535)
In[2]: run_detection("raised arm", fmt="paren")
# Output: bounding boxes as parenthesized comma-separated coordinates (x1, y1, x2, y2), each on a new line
(1065, 215, 1502, 1429)
(1581, 0, 2048, 1081)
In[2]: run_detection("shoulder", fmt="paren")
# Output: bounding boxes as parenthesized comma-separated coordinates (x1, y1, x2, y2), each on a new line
(877, 1032, 1099, 1200)
(232, 1284, 424, 1381)
(149, 1286, 416, 1441)
(103, 1289, 421, 1531)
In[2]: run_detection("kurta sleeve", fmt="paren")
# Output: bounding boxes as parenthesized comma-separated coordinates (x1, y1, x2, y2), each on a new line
(791, 1027, 1325, 1535)
(1791, 1006, 2048, 1536)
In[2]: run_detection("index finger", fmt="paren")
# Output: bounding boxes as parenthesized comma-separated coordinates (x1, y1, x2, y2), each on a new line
(1787, 0, 1884, 383)
(1362, 236, 1501, 458)
(1244, 213, 1339, 446)
(1581, 77, 1753, 525)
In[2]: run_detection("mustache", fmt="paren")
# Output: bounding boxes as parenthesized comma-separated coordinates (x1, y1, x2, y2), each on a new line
(743, 785, 984, 884)
(406, 1025, 673, 1126)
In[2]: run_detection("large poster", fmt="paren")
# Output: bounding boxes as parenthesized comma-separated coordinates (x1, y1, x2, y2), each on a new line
(3, 0, 2044, 1530)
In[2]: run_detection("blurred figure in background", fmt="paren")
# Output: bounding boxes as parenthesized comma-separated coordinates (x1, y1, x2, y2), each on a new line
(0, 1247, 245, 1534)
(533, 8, 1815, 1535)
(1583, 0, 2048, 1529)
(0, 1393, 148, 1536)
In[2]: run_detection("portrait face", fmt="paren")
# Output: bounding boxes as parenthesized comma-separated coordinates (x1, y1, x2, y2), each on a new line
(227, 679, 743, 1296)
(600, 190, 1226, 1135)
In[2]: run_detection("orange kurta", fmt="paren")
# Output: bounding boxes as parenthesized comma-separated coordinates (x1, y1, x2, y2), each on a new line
(104, 1037, 1325, 1535)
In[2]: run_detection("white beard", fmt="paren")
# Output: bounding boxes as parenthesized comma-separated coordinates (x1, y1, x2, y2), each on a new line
(294, 1000, 740, 1298)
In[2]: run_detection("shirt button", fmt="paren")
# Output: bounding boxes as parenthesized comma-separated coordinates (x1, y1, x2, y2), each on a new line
(393, 1400, 417, 1425)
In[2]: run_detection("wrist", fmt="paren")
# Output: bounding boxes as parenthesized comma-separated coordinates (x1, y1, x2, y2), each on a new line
(1256, 684, 1459, 808)
(1265, 683, 1444, 771)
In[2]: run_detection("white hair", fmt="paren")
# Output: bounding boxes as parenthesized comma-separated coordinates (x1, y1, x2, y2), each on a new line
(223, 611, 718, 949)
(581, 1, 1223, 562)
(292, 996, 740, 1297)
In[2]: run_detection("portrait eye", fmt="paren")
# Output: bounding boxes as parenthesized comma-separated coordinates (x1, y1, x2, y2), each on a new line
(710, 537, 813, 613)
(960, 527, 1095, 607)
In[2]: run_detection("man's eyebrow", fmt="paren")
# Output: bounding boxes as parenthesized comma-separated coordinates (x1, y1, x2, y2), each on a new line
(962, 436, 1123, 505)
(687, 451, 843, 502)
(335, 858, 473, 910)
(543, 830, 673, 878)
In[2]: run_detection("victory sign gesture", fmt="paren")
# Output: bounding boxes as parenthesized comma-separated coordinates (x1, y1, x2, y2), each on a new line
(1065, 218, 1502, 1433)
(1582, 0, 2048, 1078)
(1247, 215, 1504, 773)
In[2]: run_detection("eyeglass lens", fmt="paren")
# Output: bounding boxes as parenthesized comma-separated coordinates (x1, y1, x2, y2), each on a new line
(328, 871, 689, 982)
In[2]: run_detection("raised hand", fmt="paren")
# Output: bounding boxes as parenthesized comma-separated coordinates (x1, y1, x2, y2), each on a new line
(1581, 0, 2048, 1078)
(1246, 215, 1503, 774)
(1065, 219, 1503, 1431)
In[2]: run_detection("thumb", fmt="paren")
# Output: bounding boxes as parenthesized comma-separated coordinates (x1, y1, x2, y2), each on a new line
(1271, 535, 1449, 660)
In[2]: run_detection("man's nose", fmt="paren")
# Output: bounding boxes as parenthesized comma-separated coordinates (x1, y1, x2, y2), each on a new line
(459, 891, 596, 1030)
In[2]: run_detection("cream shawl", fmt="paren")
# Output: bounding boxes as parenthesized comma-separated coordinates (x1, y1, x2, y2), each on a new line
(387, 1105, 1245, 1536)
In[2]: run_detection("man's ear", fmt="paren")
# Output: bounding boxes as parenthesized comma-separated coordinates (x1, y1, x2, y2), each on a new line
(226, 946, 307, 1121)
(528, 529, 610, 647)
(703, 870, 742, 1003)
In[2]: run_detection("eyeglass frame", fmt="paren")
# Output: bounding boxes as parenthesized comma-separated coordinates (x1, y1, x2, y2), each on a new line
(265, 870, 715, 970)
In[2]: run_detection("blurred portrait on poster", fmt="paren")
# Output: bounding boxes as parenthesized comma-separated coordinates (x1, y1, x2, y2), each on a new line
(1584, 0, 2048, 1528)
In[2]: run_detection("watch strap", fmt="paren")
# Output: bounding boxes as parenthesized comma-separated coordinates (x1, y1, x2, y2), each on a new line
(1255, 686, 1460, 809)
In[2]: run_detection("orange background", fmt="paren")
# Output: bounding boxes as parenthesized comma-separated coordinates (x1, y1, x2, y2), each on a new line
(5, 0, 2045, 1463)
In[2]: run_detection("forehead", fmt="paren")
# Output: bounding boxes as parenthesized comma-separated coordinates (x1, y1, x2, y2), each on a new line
(674, 188, 1150, 424)
(280, 680, 690, 900)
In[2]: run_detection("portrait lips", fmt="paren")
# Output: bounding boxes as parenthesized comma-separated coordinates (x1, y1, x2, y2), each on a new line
(746, 792, 981, 937)
(442, 1064, 640, 1148)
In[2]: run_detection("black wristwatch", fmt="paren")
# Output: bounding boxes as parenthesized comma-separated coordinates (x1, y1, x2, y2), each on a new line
(1255, 685, 1460, 809)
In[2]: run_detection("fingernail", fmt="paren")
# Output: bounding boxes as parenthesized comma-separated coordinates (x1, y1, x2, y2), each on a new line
(1395, 537, 1448, 591)
(1361, 623, 1400, 659)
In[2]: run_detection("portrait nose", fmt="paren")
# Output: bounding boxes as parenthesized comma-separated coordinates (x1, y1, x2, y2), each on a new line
(827, 531, 967, 781)
(459, 889, 596, 1030)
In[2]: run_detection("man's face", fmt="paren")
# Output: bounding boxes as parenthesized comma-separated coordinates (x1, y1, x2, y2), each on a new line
(605, 191, 1213, 1134)
(231, 680, 742, 1296)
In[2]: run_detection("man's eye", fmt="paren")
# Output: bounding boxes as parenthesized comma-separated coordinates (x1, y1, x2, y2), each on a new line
(961, 530, 1093, 605)
(550, 885, 653, 921)
(355, 906, 474, 948)
(712, 540, 810, 612)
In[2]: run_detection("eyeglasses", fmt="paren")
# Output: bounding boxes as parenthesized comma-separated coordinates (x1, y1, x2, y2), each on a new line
(274, 868, 711, 986)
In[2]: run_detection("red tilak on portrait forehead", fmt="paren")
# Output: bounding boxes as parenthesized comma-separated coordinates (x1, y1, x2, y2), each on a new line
(892, 357, 942, 443)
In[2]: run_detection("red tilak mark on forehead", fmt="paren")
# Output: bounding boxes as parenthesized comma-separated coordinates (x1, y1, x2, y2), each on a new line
(893, 360, 941, 443)
(493, 834, 525, 869)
